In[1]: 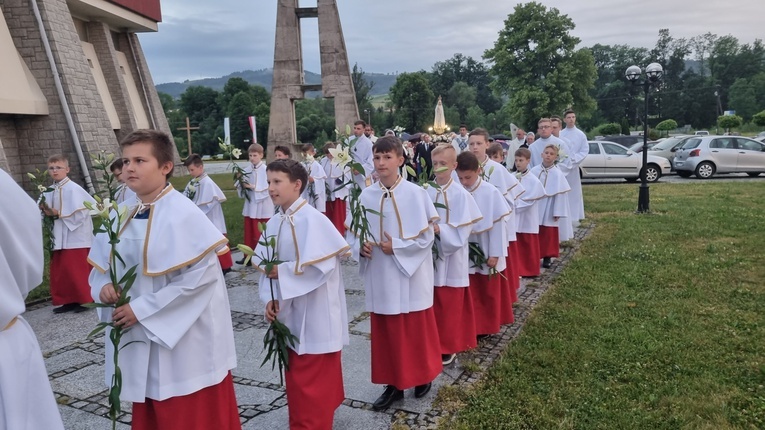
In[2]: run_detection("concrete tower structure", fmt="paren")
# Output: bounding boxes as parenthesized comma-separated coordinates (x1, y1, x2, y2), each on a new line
(0, 0, 172, 191)
(267, 0, 358, 159)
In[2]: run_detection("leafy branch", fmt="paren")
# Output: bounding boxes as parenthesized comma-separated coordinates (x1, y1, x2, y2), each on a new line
(219, 138, 250, 202)
(27, 169, 55, 254)
(468, 241, 505, 279)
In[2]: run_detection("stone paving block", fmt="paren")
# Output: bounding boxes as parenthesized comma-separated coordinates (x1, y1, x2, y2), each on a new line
(333, 404, 393, 429)
(227, 285, 260, 313)
(234, 383, 284, 407)
(50, 364, 109, 402)
(242, 406, 289, 430)
(351, 315, 371, 335)
(45, 348, 100, 375)
(232, 327, 284, 384)
(24, 307, 94, 355)
(58, 405, 130, 430)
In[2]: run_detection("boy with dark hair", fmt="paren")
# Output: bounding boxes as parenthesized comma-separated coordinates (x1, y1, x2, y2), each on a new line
(41, 154, 95, 314)
(111, 158, 136, 204)
(321, 142, 350, 235)
(428, 145, 483, 365)
(183, 154, 234, 274)
(89, 129, 240, 430)
(468, 127, 524, 324)
(513, 148, 546, 278)
(455, 151, 510, 337)
(348, 120, 375, 188)
(274, 145, 292, 159)
(487, 142, 506, 167)
(300, 143, 327, 213)
(530, 144, 571, 269)
(238, 143, 273, 257)
(359, 135, 442, 410)
(255, 158, 350, 429)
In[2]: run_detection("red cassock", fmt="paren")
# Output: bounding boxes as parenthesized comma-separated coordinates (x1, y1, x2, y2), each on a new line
(132, 372, 241, 430)
(285, 350, 344, 430)
(370, 308, 442, 389)
(243, 217, 270, 249)
(500, 244, 518, 325)
(538, 226, 560, 258)
(217, 234, 233, 270)
(50, 248, 93, 305)
(325, 200, 347, 236)
(468, 273, 503, 335)
(516, 233, 541, 277)
(433, 286, 477, 354)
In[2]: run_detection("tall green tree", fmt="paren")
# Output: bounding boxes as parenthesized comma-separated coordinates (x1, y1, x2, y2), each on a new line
(429, 53, 501, 114)
(389, 72, 434, 132)
(179, 86, 223, 155)
(447, 82, 477, 122)
(227, 92, 256, 150)
(352, 63, 375, 119)
(484, 2, 597, 126)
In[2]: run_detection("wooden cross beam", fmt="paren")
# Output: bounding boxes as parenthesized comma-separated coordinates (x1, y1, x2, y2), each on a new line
(177, 117, 199, 157)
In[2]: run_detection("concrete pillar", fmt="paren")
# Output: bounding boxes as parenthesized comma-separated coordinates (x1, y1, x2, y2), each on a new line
(267, 0, 358, 160)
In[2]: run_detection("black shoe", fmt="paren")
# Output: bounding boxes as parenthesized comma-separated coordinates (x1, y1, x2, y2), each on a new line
(542, 257, 552, 269)
(222, 268, 232, 275)
(414, 382, 432, 398)
(53, 303, 77, 314)
(235, 258, 246, 265)
(73, 305, 90, 313)
(442, 353, 456, 365)
(372, 385, 404, 410)
(476, 334, 490, 342)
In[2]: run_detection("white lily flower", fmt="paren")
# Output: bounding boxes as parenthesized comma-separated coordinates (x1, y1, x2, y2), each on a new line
(38, 184, 47, 193)
(328, 147, 351, 168)
(28, 172, 37, 180)
(304, 154, 315, 164)
(232, 148, 243, 159)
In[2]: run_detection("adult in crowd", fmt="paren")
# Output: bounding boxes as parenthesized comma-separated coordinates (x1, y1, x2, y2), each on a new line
(529, 118, 566, 168)
(365, 125, 379, 143)
(450, 124, 469, 153)
(348, 120, 375, 188)
(559, 109, 588, 223)
(414, 133, 435, 178)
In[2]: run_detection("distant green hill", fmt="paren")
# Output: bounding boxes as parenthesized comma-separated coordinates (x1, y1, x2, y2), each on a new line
(156, 68, 397, 98)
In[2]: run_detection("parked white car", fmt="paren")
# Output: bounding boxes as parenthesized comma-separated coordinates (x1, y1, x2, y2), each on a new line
(580, 140, 672, 182)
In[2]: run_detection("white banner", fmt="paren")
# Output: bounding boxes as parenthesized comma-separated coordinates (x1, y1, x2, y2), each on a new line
(249, 116, 257, 143)
(224, 117, 231, 144)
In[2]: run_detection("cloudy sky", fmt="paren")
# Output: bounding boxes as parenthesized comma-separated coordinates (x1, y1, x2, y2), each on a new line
(140, 0, 763, 84)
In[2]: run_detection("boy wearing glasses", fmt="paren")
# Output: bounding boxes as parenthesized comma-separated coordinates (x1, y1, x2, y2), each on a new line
(40, 155, 95, 313)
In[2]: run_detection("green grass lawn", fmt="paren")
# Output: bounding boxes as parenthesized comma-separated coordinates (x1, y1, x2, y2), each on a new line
(26, 173, 245, 303)
(442, 182, 765, 429)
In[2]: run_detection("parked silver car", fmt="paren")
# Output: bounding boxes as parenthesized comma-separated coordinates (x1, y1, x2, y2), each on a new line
(581, 140, 671, 182)
(646, 135, 691, 167)
(673, 136, 765, 178)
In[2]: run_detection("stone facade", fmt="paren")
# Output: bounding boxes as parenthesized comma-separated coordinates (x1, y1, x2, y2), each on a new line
(267, 0, 359, 159)
(0, 0, 171, 192)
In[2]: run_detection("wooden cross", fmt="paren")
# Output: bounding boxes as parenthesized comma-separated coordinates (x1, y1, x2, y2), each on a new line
(177, 117, 199, 157)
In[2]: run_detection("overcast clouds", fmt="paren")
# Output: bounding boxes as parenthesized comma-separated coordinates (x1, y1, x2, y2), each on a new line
(140, 0, 763, 84)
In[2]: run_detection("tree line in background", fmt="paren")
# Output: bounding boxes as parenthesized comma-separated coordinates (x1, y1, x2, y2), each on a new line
(158, 1, 765, 157)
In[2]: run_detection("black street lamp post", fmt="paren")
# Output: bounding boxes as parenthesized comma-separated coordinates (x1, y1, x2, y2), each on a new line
(625, 63, 663, 214)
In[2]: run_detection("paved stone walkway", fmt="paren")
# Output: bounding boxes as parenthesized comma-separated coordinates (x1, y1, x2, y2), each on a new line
(26, 223, 591, 429)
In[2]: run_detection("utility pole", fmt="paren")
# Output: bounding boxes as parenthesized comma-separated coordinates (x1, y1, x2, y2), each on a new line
(177, 117, 199, 157)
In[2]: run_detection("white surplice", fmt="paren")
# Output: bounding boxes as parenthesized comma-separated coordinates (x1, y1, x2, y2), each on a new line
(529, 135, 567, 168)
(301, 160, 327, 213)
(0, 169, 64, 430)
(185, 173, 227, 234)
(427, 178, 483, 287)
(515, 170, 547, 234)
(320, 157, 350, 201)
(463, 178, 510, 275)
(530, 164, 571, 232)
(42, 177, 95, 250)
(559, 126, 588, 221)
(115, 183, 137, 205)
(480, 156, 523, 242)
(255, 198, 350, 354)
(88, 186, 236, 402)
(357, 176, 440, 315)
(348, 134, 375, 188)
(239, 162, 275, 218)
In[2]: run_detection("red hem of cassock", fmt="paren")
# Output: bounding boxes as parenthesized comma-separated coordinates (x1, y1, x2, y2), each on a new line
(370, 308, 442, 390)
(50, 248, 93, 305)
(326, 200, 346, 236)
(538, 226, 560, 258)
(434, 286, 478, 354)
(132, 372, 241, 430)
(516, 233, 541, 277)
(286, 350, 344, 430)
(500, 245, 518, 325)
(218, 234, 233, 270)
(468, 273, 503, 335)
(243, 217, 270, 249)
